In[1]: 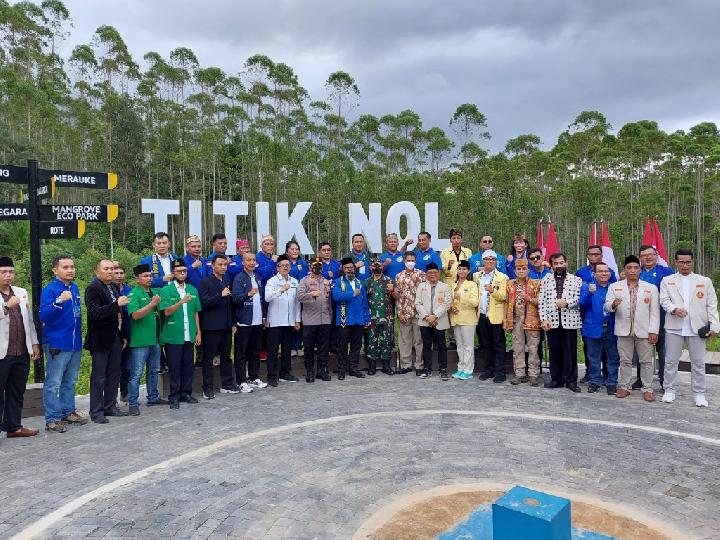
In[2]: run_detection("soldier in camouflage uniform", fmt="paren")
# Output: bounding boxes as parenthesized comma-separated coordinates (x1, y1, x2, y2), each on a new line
(365, 259, 396, 375)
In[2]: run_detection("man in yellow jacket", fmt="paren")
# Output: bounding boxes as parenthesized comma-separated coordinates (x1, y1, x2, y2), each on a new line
(473, 250, 508, 383)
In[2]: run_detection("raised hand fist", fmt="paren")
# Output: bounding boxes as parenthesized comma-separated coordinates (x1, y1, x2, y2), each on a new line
(58, 290, 73, 303)
(117, 296, 130, 307)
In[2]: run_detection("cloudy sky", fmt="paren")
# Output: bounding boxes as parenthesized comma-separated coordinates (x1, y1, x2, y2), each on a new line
(61, 0, 719, 151)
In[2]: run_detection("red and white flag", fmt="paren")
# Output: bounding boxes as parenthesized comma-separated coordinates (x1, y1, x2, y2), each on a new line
(536, 220, 545, 258)
(652, 217, 669, 266)
(588, 221, 598, 246)
(544, 221, 561, 262)
(642, 216, 653, 247)
(600, 221, 618, 275)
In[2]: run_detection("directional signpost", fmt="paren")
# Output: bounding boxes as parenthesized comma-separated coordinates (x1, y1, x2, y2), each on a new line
(0, 160, 118, 381)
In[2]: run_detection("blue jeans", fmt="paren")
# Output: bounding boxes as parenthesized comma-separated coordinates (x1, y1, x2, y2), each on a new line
(128, 345, 161, 407)
(585, 327, 619, 386)
(43, 346, 82, 423)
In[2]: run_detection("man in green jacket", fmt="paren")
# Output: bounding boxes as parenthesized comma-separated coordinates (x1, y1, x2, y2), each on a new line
(158, 259, 202, 409)
(126, 264, 168, 416)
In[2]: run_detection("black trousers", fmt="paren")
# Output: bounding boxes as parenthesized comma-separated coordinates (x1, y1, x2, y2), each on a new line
(337, 325, 364, 374)
(0, 354, 30, 432)
(119, 346, 131, 396)
(267, 326, 293, 381)
(547, 326, 578, 385)
(202, 329, 233, 390)
(303, 324, 330, 375)
(477, 314, 506, 376)
(234, 324, 263, 383)
(89, 334, 122, 419)
(420, 326, 447, 371)
(166, 342, 195, 401)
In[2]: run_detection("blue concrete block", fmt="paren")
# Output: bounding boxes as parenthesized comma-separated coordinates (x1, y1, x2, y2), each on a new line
(492, 485, 571, 540)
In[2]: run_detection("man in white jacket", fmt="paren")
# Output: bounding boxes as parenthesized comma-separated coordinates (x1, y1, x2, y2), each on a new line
(660, 248, 719, 407)
(0, 256, 41, 437)
(604, 255, 659, 402)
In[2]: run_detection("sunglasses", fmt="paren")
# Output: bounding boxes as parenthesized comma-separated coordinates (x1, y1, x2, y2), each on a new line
(481, 239, 493, 243)
(529, 256, 542, 261)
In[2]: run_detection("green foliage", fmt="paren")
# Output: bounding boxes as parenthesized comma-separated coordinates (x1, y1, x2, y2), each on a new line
(0, 1, 719, 280)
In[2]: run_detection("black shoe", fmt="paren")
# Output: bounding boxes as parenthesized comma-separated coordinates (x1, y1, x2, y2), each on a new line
(544, 380, 563, 389)
(349, 370, 366, 378)
(579, 374, 589, 384)
(367, 361, 376, 376)
(440, 370, 449, 381)
(493, 374, 506, 384)
(279, 373, 300, 383)
(320, 373, 332, 381)
(416, 369, 423, 377)
(478, 372, 493, 381)
(169, 400, 180, 409)
(566, 382, 581, 393)
(92, 416, 109, 424)
(631, 379, 643, 390)
(587, 383, 600, 393)
(105, 407, 128, 417)
(129, 406, 140, 416)
(381, 366, 395, 376)
(305, 375, 315, 383)
(147, 398, 169, 406)
(267, 379, 279, 387)
(338, 372, 346, 380)
(397, 367, 412, 374)
(606, 385, 617, 395)
(179, 394, 198, 404)
(203, 390, 215, 400)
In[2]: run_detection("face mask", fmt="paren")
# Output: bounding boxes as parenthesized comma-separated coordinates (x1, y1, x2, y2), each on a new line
(311, 266, 322, 275)
(371, 267, 382, 275)
(405, 261, 416, 270)
(345, 272, 355, 280)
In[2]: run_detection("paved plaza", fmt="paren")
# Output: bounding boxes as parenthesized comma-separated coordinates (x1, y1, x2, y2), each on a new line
(1, 369, 719, 539)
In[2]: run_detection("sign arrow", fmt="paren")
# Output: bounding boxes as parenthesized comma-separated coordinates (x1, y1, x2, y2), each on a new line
(39, 169, 118, 190)
(39, 220, 86, 239)
(0, 164, 28, 184)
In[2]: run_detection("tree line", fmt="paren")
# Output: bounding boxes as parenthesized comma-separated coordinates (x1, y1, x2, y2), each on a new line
(1, 1, 719, 286)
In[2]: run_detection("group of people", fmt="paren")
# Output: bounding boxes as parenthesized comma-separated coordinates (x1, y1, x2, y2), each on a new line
(0, 228, 717, 439)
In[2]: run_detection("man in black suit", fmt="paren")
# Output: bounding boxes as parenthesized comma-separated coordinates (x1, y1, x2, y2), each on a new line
(199, 254, 237, 399)
(85, 258, 130, 423)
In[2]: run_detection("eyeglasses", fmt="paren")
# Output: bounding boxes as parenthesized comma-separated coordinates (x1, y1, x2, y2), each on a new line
(676, 260, 693, 264)
(481, 239, 493, 243)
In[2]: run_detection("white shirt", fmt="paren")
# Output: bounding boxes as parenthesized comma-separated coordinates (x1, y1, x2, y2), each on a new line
(238, 274, 263, 327)
(264, 273, 301, 327)
(678, 273, 693, 336)
(158, 254, 171, 276)
(174, 281, 190, 341)
(479, 271, 494, 315)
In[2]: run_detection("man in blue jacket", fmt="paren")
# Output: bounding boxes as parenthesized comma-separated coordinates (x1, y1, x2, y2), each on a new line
(332, 257, 371, 380)
(469, 235, 507, 277)
(256, 234, 278, 285)
(184, 234, 209, 290)
(413, 231, 443, 272)
(579, 262, 619, 395)
(139, 232, 180, 289)
(39, 255, 87, 433)
(206, 233, 241, 282)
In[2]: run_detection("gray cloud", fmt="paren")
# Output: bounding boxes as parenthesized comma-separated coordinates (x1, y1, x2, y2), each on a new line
(62, 0, 720, 151)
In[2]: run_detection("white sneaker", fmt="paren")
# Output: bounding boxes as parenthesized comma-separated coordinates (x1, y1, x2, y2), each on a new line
(239, 382, 253, 394)
(661, 391, 675, 403)
(250, 378, 267, 389)
(694, 394, 709, 407)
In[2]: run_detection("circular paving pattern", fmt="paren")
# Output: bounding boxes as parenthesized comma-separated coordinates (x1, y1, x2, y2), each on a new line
(4, 370, 720, 539)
